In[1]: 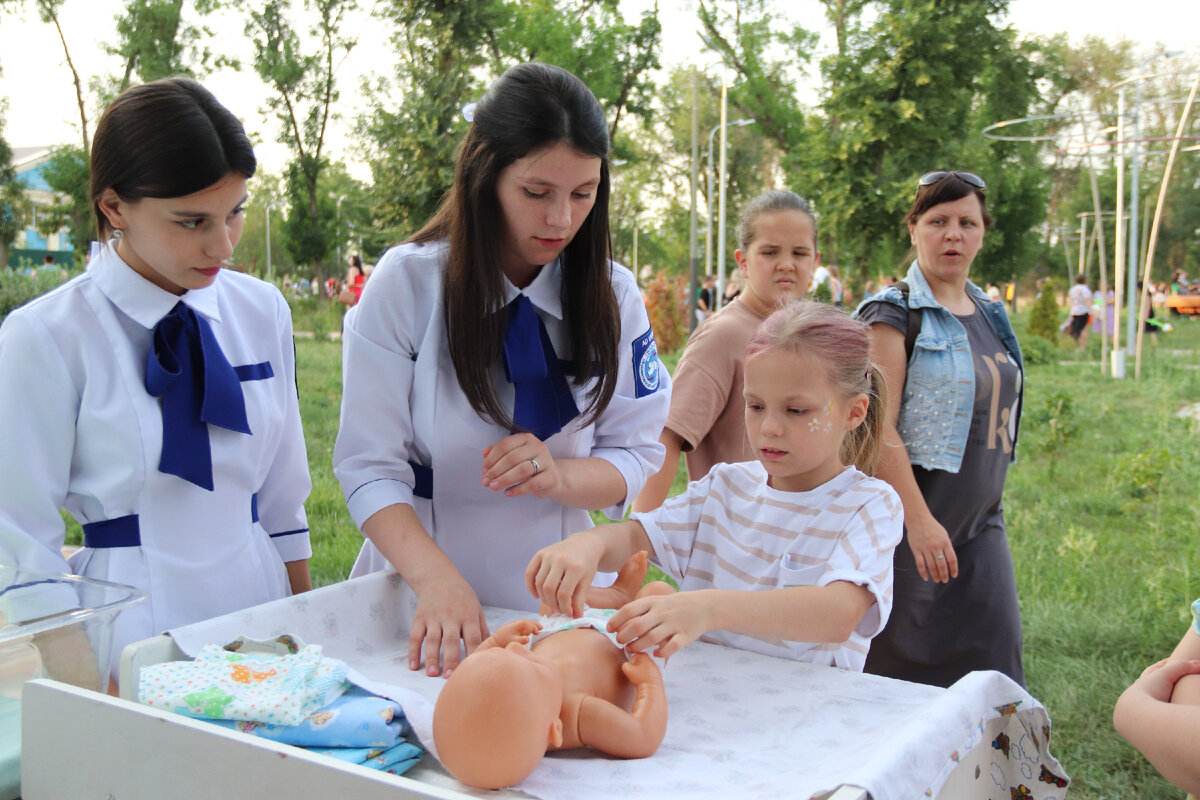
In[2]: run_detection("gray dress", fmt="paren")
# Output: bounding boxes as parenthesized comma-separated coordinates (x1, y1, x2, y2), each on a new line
(858, 299, 1024, 688)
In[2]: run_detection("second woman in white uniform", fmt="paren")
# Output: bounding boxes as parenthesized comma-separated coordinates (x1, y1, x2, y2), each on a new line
(334, 63, 670, 677)
(0, 78, 313, 685)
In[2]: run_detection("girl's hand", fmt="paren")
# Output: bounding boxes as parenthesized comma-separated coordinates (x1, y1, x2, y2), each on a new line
(905, 515, 958, 583)
(608, 592, 711, 660)
(525, 532, 605, 617)
(482, 433, 559, 500)
(407, 575, 489, 678)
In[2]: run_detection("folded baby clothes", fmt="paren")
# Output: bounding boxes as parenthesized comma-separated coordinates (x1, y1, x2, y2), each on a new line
(206, 686, 410, 748)
(309, 740, 424, 775)
(139, 642, 350, 725)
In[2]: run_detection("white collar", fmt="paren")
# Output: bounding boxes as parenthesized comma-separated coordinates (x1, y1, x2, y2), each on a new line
(89, 239, 224, 329)
(501, 257, 564, 320)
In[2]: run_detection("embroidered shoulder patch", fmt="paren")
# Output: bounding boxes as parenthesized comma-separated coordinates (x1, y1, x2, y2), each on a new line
(632, 327, 660, 398)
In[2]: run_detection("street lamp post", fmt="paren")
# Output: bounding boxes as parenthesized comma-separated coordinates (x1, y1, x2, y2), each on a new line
(265, 202, 281, 283)
(705, 116, 754, 311)
(330, 193, 347, 267)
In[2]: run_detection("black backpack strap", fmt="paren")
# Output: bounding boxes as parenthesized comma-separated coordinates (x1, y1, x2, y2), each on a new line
(895, 281, 921, 362)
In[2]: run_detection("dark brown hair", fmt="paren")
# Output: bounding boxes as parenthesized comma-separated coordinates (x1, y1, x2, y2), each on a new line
(903, 172, 992, 229)
(90, 77, 256, 237)
(411, 62, 620, 432)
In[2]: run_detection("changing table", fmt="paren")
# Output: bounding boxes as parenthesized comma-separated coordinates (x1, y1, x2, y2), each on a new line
(22, 571, 1068, 800)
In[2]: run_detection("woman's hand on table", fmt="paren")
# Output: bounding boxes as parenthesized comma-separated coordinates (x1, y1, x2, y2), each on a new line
(482, 433, 559, 499)
(407, 574, 490, 678)
(609, 592, 710, 660)
(525, 532, 605, 617)
(906, 515, 958, 583)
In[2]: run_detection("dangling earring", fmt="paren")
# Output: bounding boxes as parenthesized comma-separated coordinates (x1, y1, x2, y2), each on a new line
(112, 228, 123, 240)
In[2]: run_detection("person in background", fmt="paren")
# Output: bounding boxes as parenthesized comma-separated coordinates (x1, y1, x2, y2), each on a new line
(632, 190, 818, 512)
(827, 265, 845, 306)
(723, 271, 743, 303)
(334, 62, 669, 679)
(696, 273, 717, 324)
(854, 170, 1025, 688)
(1067, 274, 1093, 350)
(0, 77, 313, 686)
(339, 254, 366, 307)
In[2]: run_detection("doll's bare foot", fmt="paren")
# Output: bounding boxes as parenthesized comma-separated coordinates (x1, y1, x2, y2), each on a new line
(586, 551, 649, 610)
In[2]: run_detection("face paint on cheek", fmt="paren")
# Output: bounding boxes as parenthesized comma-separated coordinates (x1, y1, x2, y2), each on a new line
(808, 419, 820, 432)
(824, 400, 834, 416)
(823, 421, 833, 433)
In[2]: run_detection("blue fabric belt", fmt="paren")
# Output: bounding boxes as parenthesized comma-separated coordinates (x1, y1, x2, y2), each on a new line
(409, 461, 432, 500)
(82, 493, 261, 548)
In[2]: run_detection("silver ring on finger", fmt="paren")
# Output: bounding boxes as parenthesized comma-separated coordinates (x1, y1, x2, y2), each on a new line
(934, 554, 946, 560)
(529, 457, 540, 475)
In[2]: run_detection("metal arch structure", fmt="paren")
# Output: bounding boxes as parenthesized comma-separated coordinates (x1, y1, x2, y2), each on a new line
(984, 108, 1120, 372)
(982, 69, 1200, 378)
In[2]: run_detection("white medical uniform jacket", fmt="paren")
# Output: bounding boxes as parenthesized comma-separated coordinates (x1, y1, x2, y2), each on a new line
(334, 241, 670, 612)
(0, 242, 312, 675)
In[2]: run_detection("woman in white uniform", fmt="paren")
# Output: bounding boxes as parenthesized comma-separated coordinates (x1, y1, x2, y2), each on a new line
(0, 78, 313, 685)
(334, 63, 670, 678)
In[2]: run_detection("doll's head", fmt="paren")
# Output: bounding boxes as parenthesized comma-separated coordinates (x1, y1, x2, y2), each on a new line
(433, 642, 565, 789)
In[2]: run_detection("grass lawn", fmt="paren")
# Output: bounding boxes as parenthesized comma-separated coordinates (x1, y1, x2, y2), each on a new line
(279, 308, 1200, 799)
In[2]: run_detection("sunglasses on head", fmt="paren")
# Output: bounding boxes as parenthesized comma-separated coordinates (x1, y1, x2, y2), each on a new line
(918, 171, 986, 189)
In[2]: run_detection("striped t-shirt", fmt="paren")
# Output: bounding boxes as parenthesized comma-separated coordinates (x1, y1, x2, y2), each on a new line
(633, 461, 903, 671)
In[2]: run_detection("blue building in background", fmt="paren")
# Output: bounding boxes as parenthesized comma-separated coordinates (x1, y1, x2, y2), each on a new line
(8, 145, 74, 269)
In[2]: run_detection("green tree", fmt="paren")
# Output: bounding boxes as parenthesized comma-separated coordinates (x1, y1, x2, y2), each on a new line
(799, 0, 1048, 282)
(35, 146, 92, 261)
(358, 0, 502, 241)
(99, 0, 231, 101)
(236, 171, 294, 278)
(1028, 278, 1061, 341)
(0, 0, 91, 153)
(0, 107, 30, 268)
(246, 0, 358, 280)
(359, 0, 661, 244)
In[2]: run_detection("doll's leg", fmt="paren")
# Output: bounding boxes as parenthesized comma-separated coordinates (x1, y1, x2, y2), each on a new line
(585, 552, 649, 610)
(635, 580, 675, 600)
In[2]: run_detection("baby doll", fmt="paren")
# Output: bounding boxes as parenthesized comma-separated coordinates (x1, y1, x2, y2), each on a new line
(432, 552, 671, 789)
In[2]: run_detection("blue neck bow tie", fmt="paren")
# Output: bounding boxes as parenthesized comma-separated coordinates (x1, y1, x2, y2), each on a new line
(501, 294, 579, 441)
(145, 301, 251, 490)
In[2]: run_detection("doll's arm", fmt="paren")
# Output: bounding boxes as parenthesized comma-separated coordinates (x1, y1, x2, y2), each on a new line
(474, 619, 542, 652)
(575, 654, 667, 758)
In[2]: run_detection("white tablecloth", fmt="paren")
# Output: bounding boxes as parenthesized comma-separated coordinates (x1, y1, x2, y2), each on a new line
(166, 571, 1069, 800)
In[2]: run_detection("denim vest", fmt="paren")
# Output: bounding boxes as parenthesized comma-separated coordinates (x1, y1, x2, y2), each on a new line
(855, 262, 1023, 473)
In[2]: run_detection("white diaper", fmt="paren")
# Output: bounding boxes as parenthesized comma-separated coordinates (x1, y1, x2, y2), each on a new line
(530, 606, 623, 652)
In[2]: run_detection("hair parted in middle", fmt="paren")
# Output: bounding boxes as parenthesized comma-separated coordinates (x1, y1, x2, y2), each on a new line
(90, 76, 257, 238)
(410, 62, 620, 432)
(745, 300, 889, 476)
(735, 190, 818, 251)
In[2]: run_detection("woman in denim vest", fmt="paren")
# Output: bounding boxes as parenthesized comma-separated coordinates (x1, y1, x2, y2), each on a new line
(853, 172, 1025, 688)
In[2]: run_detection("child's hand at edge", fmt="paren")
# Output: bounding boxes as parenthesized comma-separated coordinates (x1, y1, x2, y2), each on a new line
(608, 591, 712, 660)
(1126, 658, 1200, 704)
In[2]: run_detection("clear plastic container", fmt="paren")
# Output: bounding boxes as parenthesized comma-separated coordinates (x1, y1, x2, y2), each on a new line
(0, 564, 144, 799)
